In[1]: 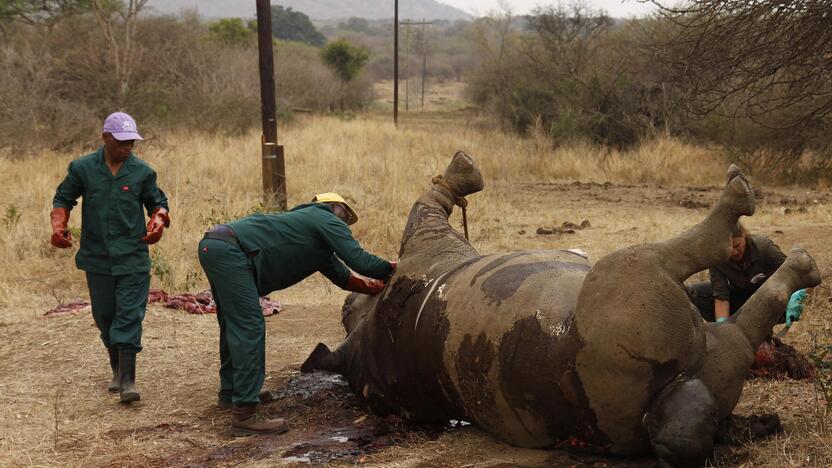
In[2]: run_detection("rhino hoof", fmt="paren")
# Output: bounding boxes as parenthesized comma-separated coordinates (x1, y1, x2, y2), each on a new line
(785, 247, 821, 288)
(724, 169, 755, 217)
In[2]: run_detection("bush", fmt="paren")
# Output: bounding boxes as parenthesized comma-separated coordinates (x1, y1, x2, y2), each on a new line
(0, 12, 373, 152)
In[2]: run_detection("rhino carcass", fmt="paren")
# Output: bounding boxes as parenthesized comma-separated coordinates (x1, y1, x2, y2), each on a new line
(302, 152, 820, 466)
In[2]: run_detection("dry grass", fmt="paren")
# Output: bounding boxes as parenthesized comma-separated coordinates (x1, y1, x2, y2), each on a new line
(0, 115, 830, 466)
(0, 115, 727, 314)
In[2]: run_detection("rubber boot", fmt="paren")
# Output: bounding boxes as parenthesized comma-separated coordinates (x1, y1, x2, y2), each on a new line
(231, 404, 288, 436)
(118, 350, 141, 403)
(107, 347, 120, 393)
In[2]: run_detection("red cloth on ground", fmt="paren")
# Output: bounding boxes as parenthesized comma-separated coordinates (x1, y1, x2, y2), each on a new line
(43, 290, 282, 317)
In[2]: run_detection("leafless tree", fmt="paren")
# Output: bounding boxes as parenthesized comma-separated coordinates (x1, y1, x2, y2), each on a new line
(653, 0, 832, 136)
(90, 0, 148, 105)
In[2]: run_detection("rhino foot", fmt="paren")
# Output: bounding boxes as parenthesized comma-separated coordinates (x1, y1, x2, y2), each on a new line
(783, 247, 821, 289)
(442, 150, 484, 198)
(723, 165, 755, 217)
(301, 343, 341, 374)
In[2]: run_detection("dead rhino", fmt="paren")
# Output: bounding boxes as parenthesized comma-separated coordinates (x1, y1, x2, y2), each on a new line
(302, 152, 820, 466)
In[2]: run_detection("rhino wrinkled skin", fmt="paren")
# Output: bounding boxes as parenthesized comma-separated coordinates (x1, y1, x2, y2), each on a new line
(302, 152, 821, 466)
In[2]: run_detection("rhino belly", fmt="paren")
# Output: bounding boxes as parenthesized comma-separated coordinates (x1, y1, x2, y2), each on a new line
(359, 250, 612, 449)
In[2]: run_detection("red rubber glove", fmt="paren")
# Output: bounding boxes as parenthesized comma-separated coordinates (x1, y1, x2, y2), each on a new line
(389, 260, 398, 273)
(345, 272, 386, 295)
(50, 207, 73, 248)
(141, 208, 171, 245)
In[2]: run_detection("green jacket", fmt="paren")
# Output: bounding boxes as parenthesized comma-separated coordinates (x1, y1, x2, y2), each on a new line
(52, 147, 169, 275)
(228, 203, 392, 296)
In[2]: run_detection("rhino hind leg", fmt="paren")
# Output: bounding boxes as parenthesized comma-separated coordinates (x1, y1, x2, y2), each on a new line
(733, 247, 821, 346)
(645, 377, 718, 468)
(441, 150, 484, 198)
(656, 164, 756, 282)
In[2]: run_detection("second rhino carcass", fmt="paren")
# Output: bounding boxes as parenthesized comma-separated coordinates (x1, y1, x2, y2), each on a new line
(302, 152, 820, 466)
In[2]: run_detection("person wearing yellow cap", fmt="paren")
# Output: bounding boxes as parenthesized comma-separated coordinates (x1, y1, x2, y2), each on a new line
(197, 193, 395, 436)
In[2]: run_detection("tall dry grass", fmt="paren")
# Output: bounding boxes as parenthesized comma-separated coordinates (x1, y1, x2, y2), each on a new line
(0, 115, 728, 322)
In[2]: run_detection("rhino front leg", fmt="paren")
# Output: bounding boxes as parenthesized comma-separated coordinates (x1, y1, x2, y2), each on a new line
(698, 248, 821, 418)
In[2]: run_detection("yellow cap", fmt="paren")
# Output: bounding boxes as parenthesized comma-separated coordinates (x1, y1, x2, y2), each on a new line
(312, 192, 358, 225)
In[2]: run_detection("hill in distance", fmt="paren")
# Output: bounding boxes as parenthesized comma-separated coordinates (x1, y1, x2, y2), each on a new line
(148, 0, 472, 21)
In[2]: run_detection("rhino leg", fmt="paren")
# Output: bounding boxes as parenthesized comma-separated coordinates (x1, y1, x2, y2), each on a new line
(645, 377, 718, 468)
(733, 247, 821, 345)
(574, 166, 755, 454)
(697, 248, 821, 418)
(398, 151, 484, 273)
(655, 164, 755, 282)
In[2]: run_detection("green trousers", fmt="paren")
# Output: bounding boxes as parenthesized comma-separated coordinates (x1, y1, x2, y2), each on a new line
(85, 272, 150, 353)
(198, 238, 265, 406)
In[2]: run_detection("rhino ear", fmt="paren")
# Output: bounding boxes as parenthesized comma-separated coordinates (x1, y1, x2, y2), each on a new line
(301, 342, 338, 374)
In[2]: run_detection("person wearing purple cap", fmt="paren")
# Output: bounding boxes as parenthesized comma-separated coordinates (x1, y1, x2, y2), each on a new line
(50, 112, 170, 404)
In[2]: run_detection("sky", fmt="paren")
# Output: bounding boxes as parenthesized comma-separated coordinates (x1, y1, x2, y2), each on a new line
(440, 0, 659, 18)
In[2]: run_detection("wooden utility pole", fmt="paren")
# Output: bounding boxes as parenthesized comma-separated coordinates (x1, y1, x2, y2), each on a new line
(405, 22, 410, 111)
(393, 0, 399, 127)
(421, 19, 428, 111)
(256, 0, 287, 210)
(401, 20, 433, 112)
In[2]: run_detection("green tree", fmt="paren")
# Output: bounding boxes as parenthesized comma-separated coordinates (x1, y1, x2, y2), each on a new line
(320, 38, 369, 83)
(320, 38, 369, 111)
(271, 5, 325, 46)
(208, 17, 256, 47)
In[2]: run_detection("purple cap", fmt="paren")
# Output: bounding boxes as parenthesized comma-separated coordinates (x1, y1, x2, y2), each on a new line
(102, 112, 143, 141)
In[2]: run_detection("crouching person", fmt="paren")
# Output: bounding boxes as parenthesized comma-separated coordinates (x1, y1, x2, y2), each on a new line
(50, 112, 170, 404)
(198, 193, 396, 436)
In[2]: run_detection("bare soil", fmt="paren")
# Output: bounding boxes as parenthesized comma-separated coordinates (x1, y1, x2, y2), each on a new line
(2, 180, 830, 467)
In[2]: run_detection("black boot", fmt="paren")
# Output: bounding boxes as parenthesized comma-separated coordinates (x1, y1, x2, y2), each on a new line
(118, 350, 141, 403)
(107, 347, 120, 393)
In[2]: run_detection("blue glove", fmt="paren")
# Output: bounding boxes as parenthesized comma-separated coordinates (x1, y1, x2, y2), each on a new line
(785, 289, 807, 327)
(716, 317, 729, 324)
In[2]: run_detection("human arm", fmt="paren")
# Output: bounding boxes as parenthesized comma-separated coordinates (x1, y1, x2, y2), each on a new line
(714, 299, 730, 322)
(710, 267, 731, 322)
(319, 253, 386, 294)
(50, 162, 84, 248)
(317, 217, 394, 280)
(140, 171, 170, 244)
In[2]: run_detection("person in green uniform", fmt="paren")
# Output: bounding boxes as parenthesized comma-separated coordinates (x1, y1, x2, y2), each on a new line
(198, 193, 396, 436)
(688, 222, 808, 325)
(50, 112, 170, 404)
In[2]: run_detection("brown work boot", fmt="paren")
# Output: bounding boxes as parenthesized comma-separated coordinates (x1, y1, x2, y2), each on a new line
(231, 404, 288, 436)
(216, 398, 233, 411)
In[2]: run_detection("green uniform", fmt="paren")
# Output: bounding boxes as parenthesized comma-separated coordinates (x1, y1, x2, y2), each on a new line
(198, 203, 392, 405)
(53, 146, 169, 352)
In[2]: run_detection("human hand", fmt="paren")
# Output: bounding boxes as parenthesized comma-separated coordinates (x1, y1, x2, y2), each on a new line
(50, 207, 73, 248)
(785, 289, 807, 327)
(141, 208, 170, 245)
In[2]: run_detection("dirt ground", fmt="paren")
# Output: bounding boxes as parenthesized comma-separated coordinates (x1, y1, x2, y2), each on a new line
(2, 180, 831, 467)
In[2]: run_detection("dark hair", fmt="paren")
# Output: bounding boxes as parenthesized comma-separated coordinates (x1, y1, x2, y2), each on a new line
(731, 221, 748, 238)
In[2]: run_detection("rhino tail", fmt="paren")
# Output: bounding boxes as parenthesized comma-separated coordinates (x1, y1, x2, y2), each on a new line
(301, 342, 342, 374)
